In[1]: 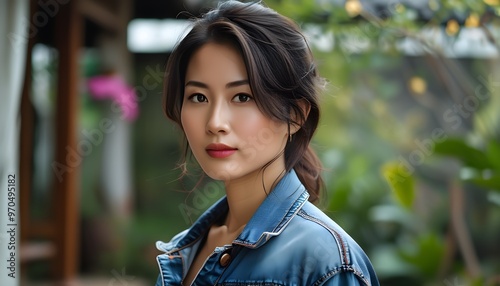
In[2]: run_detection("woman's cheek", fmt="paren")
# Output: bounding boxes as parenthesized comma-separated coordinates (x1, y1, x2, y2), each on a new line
(239, 143, 258, 161)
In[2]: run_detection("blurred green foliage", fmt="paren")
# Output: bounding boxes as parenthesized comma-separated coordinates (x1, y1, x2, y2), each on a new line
(382, 161, 416, 209)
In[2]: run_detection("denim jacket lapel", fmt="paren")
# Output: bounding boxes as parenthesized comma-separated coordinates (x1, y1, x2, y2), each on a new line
(234, 170, 309, 248)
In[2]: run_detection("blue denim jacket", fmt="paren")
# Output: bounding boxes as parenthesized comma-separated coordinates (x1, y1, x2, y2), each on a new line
(155, 170, 380, 286)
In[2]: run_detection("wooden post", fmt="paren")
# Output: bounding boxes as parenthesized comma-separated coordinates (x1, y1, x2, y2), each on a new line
(53, 0, 82, 281)
(20, 0, 36, 248)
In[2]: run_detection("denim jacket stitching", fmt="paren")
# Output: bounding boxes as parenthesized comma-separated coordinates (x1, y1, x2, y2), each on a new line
(155, 256, 164, 286)
(297, 209, 350, 265)
(220, 282, 284, 286)
(273, 187, 308, 233)
(156, 252, 184, 286)
(312, 265, 370, 286)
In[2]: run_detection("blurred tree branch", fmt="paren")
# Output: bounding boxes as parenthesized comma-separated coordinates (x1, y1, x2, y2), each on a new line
(449, 181, 481, 278)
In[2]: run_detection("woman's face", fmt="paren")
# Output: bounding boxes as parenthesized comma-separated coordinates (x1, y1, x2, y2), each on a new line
(180, 42, 288, 182)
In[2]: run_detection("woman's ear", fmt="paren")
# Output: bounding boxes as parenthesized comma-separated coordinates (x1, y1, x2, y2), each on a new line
(290, 99, 311, 135)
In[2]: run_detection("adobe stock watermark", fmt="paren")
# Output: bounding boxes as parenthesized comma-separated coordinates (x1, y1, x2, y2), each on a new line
(107, 267, 136, 286)
(8, 0, 70, 50)
(443, 276, 464, 286)
(52, 118, 116, 182)
(389, 73, 500, 183)
(51, 64, 165, 182)
(178, 181, 225, 225)
(281, 234, 339, 284)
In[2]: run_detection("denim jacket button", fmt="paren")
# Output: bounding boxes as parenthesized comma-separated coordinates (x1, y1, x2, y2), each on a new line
(219, 252, 231, 267)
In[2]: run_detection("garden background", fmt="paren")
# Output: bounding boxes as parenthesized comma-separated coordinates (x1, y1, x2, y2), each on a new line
(10, 0, 500, 285)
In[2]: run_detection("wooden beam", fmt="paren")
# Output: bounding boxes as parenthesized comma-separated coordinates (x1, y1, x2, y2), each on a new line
(26, 221, 56, 239)
(79, 0, 121, 33)
(20, 0, 37, 246)
(53, 0, 82, 281)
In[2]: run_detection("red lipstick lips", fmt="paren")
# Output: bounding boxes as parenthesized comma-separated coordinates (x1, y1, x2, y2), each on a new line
(206, 143, 237, 158)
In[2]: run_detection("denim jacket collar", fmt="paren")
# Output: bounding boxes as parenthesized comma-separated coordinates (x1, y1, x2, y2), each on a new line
(173, 169, 309, 251)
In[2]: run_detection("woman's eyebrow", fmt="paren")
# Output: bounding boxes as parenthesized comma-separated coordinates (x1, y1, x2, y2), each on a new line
(226, 79, 249, 88)
(185, 80, 208, 88)
(184, 80, 249, 88)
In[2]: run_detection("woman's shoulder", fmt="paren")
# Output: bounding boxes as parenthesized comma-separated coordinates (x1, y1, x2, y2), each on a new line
(224, 201, 379, 285)
(277, 201, 378, 282)
(295, 201, 356, 246)
(290, 201, 371, 262)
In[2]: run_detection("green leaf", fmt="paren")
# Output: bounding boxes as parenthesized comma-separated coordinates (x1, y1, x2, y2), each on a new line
(433, 138, 492, 170)
(381, 162, 415, 209)
(468, 171, 500, 192)
(486, 139, 500, 169)
(460, 167, 500, 192)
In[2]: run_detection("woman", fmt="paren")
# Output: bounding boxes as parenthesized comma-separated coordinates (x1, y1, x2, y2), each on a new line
(156, 1, 379, 285)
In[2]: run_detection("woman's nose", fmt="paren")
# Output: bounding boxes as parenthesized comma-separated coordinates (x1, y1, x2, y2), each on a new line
(206, 102, 230, 135)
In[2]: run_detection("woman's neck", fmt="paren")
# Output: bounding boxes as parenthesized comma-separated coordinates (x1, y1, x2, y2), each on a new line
(222, 156, 286, 233)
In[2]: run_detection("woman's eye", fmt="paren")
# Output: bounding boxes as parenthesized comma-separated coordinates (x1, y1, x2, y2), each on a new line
(233, 93, 252, 103)
(189, 94, 207, 103)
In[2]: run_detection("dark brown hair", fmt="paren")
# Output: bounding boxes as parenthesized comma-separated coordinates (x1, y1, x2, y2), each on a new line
(163, 0, 324, 203)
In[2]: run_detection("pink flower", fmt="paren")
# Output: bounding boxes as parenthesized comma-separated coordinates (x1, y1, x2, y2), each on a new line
(87, 74, 139, 121)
